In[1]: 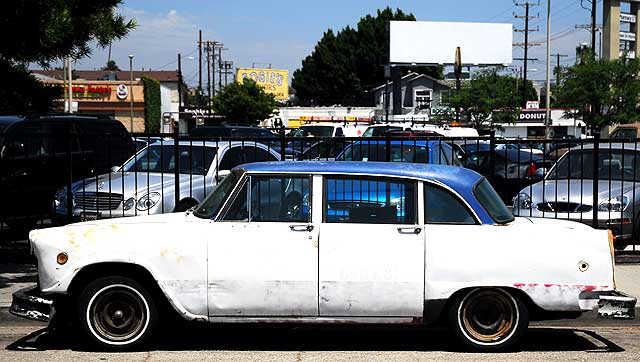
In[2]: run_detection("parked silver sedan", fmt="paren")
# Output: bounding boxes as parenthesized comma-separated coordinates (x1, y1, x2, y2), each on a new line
(54, 140, 280, 221)
(512, 143, 640, 249)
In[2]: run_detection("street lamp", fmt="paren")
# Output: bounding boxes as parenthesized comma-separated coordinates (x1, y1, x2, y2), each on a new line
(129, 54, 134, 132)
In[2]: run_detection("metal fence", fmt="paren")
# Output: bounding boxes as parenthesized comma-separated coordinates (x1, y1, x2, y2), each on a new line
(0, 130, 638, 251)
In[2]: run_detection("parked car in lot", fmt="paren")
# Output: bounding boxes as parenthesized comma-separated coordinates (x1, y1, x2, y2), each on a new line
(132, 136, 162, 152)
(462, 149, 551, 203)
(189, 125, 300, 160)
(298, 139, 351, 161)
(54, 140, 280, 221)
(0, 115, 134, 230)
(13, 161, 635, 351)
(335, 140, 461, 165)
(513, 143, 640, 249)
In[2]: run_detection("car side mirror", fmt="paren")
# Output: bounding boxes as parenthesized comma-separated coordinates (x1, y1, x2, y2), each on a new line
(111, 166, 121, 173)
(535, 168, 547, 177)
(216, 169, 231, 182)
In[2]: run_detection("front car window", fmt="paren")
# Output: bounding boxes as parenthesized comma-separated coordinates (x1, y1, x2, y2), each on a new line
(222, 175, 311, 222)
(474, 178, 514, 224)
(122, 145, 216, 175)
(289, 126, 334, 137)
(193, 169, 242, 218)
(324, 177, 416, 224)
(547, 149, 640, 182)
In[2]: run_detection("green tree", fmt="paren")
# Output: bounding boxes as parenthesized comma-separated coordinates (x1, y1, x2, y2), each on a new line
(141, 76, 161, 133)
(292, 7, 443, 106)
(101, 60, 121, 71)
(555, 56, 640, 132)
(0, 0, 135, 114)
(441, 68, 537, 131)
(212, 78, 278, 125)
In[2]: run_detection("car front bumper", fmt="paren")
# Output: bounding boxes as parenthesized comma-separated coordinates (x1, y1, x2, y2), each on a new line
(9, 286, 53, 323)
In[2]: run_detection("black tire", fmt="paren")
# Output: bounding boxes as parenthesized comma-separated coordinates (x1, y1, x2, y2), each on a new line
(448, 288, 528, 352)
(77, 276, 158, 350)
(174, 199, 198, 212)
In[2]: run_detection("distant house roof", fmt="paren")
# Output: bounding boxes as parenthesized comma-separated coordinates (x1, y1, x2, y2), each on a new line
(372, 72, 450, 92)
(30, 69, 179, 82)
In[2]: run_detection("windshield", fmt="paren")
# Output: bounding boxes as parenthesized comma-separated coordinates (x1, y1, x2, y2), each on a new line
(122, 144, 216, 175)
(547, 149, 640, 182)
(337, 143, 429, 163)
(193, 170, 241, 218)
(362, 126, 402, 137)
(474, 178, 514, 224)
(289, 126, 333, 137)
(610, 128, 637, 139)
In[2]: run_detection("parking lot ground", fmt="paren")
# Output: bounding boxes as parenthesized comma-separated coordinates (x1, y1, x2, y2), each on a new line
(2, 238, 640, 360)
(0, 318, 639, 361)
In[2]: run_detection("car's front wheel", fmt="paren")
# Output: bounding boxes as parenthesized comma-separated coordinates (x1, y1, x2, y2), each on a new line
(448, 288, 528, 351)
(77, 276, 158, 350)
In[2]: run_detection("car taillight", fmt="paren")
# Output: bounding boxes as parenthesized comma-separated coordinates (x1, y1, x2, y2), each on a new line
(525, 162, 537, 176)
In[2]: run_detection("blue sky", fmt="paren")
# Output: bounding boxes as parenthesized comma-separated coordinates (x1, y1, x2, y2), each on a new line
(68, 0, 608, 86)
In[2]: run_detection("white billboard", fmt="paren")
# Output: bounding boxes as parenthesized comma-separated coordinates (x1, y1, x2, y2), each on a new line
(390, 21, 513, 65)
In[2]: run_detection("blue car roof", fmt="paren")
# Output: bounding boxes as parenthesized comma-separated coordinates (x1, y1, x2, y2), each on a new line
(238, 161, 494, 224)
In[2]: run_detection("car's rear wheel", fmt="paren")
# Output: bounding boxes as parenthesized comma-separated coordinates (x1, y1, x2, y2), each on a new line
(448, 288, 528, 351)
(77, 276, 158, 350)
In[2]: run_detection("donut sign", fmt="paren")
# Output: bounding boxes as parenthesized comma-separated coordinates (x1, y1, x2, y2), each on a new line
(116, 84, 129, 100)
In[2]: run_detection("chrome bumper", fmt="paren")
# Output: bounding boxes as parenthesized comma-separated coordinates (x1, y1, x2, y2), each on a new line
(597, 291, 637, 319)
(9, 286, 53, 322)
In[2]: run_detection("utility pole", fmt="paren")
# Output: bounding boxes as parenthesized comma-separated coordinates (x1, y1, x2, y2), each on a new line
(591, 0, 597, 57)
(551, 53, 568, 86)
(205, 42, 212, 107)
(514, 1, 540, 106)
(198, 30, 202, 96)
(545, 0, 551, 140)
(178, 53, 183, 109)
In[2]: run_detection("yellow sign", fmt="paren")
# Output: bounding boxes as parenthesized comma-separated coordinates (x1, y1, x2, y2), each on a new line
(236, 68, 289, 100)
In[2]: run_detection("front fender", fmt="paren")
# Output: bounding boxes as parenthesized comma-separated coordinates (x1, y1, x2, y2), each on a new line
(29, 214, 209, 320)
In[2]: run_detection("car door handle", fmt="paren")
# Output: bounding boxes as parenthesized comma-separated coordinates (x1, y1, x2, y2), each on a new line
(397, 227, 422, 235)
(290, 224, 314, 232)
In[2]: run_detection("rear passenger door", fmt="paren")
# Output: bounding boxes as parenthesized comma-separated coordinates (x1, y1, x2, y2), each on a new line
(318, 176, 424, 317)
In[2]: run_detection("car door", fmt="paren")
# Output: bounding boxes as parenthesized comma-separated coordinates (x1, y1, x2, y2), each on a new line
(207, 173, 318, 316)
(318, 176, 424, 317)
(421, 182, 485, 306)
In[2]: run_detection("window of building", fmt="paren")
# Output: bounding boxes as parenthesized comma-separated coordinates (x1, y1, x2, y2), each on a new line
(414, 89, 432, 110)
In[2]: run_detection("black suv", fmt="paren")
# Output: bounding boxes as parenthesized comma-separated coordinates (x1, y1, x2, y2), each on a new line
(0, 115, 134, 230)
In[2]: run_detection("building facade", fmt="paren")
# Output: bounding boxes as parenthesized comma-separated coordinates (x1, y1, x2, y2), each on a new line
(371, 72, 451, 118)
(32, 70, 181, 132)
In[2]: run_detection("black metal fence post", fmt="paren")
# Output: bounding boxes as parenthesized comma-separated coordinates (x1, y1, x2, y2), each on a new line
(174, 127, 180, 209)
(592, 132, 600, 228)
(489, 130, 496, 179)
(385, 131, 391, 162)
(279, 128, 286, 161)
